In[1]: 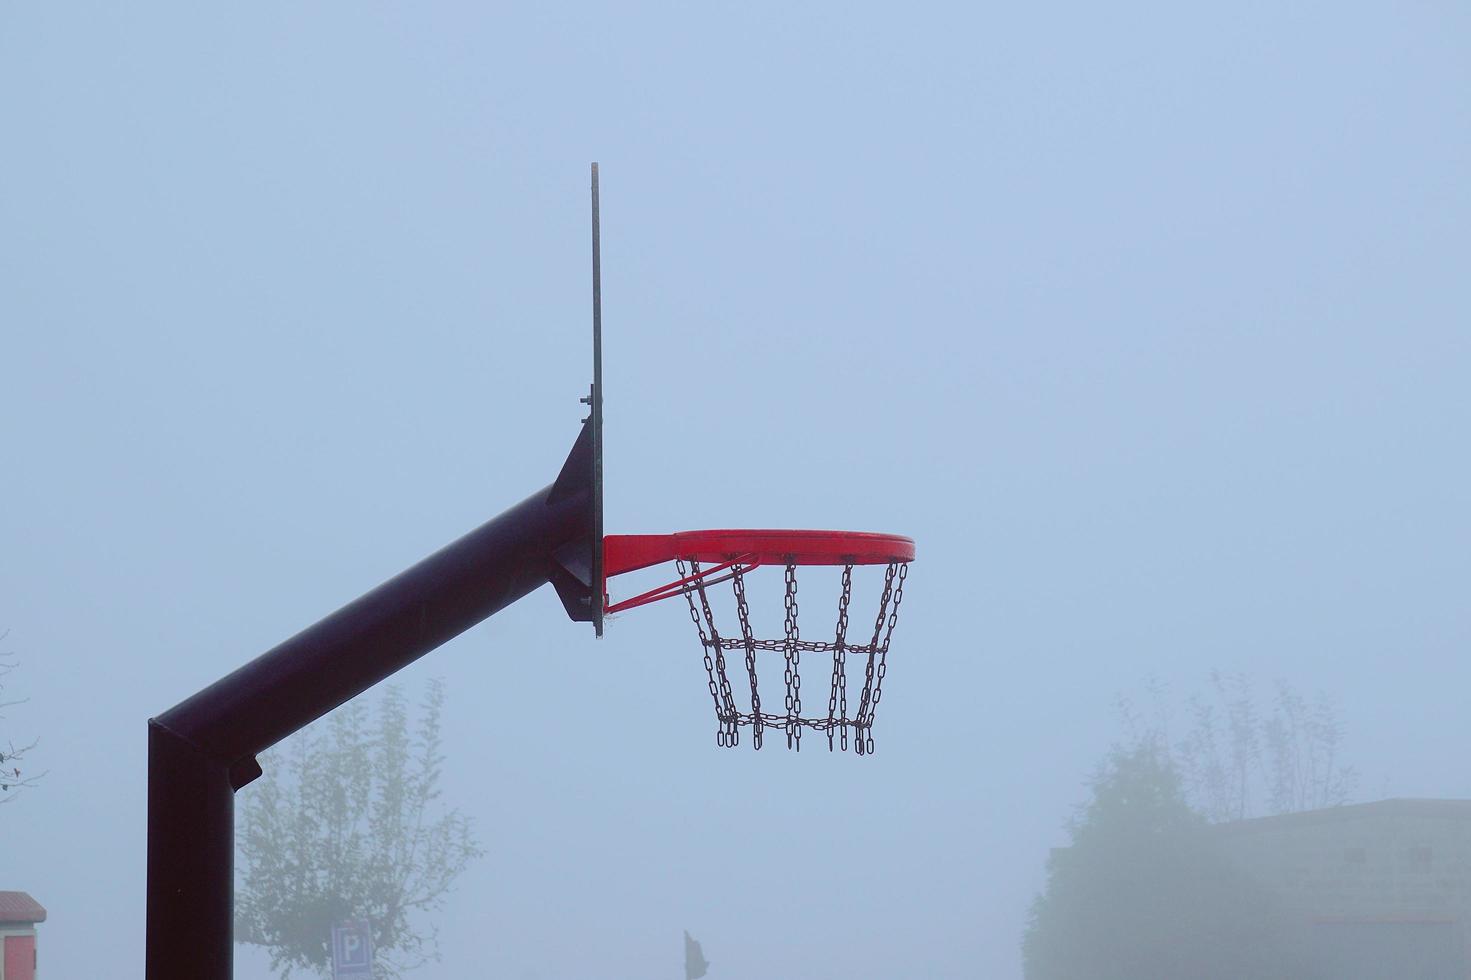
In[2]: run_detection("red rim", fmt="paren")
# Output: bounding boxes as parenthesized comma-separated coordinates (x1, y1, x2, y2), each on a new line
(601, 530, 914, 616)
(604, 530, 914, 578)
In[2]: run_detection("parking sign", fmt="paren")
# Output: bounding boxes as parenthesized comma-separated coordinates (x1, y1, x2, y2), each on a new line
(331, 919, 374, 979)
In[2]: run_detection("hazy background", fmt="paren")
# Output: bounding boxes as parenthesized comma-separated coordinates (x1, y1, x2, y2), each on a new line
(3, 2, 1469, 977)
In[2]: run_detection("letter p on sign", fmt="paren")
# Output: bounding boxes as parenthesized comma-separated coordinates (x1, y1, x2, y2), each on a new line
(332, 919, 374, 978)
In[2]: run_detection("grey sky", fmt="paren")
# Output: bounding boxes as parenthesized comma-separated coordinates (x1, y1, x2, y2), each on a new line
(3, 3, 1469, 977)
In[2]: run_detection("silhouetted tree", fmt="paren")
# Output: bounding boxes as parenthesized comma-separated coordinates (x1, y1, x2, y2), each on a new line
(1117, 673, 1356, 822)
(1024, 741, 1317, 980)
(0, 632, 43, 803)
(235, 679, 482, 979)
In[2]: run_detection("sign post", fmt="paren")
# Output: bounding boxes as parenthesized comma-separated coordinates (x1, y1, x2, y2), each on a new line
(331, 920, 373, 980)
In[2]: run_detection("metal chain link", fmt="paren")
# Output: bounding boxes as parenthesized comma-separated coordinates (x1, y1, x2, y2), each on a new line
(827, 564, 854, 751)
(680, 558, 724, 746)
(682, 558, 740, 747)
(864, 561, 907, 752)
(705, 637, 884, 654)
(674, 560, 909, 755)
(730, 563, 763, 749)
(853, 562, 896, 755)
(782, 561, 802, 750)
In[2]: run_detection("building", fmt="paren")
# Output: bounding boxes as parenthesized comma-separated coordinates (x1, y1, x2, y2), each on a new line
(1216, 799, 1471, 979)
(0, 892, 45, 980)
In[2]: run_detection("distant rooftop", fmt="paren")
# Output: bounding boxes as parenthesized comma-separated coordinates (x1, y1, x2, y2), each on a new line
(1215, 799, 1471, 836)
(0, 891, 46, 924)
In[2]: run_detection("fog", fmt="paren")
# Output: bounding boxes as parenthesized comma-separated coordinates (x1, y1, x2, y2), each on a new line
(2, 3, 1469, 978)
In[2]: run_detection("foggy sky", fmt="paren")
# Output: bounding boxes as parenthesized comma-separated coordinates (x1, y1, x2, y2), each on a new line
(3, 3, 1469, 978)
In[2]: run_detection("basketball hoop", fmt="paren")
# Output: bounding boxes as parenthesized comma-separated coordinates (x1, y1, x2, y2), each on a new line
(145, 165, 922, 979)
(603, 531, 914, 754)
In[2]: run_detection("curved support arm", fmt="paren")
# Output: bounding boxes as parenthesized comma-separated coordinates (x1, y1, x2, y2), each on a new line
(147, 425, 597, 980)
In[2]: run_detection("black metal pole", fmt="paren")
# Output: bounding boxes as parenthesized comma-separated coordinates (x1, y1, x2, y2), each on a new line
(146, 722, 237, 980)
(146, 425, 597, 979)
(589, 162, 605, 637)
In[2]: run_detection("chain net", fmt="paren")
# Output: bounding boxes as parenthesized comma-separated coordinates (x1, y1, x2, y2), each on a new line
(677, 557, 908, 754)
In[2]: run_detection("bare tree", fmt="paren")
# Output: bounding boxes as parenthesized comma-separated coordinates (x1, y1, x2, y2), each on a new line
(0, 632, 43, 803)
(1118, 672, 1356, 823)
(1262, 682, 1355, 814)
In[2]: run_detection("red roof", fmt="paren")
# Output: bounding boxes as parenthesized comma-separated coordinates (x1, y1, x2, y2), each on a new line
(0, 891, 46, 924)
